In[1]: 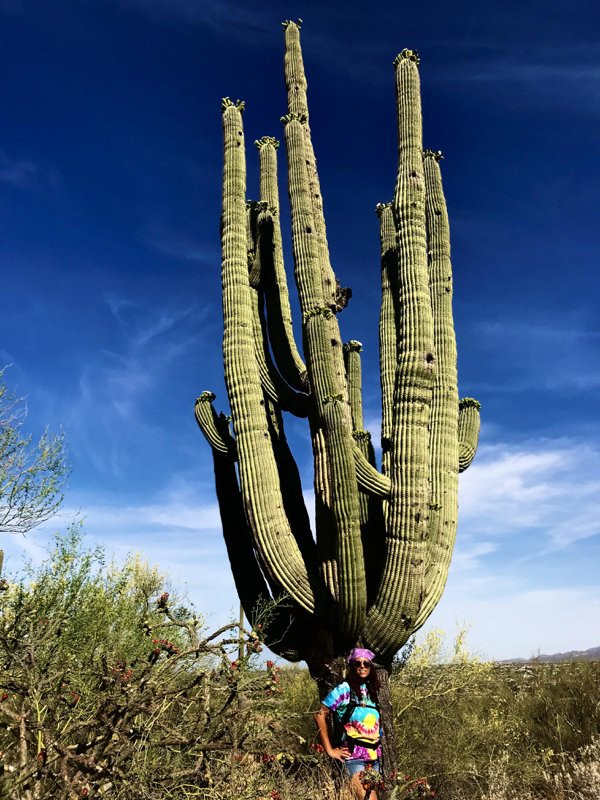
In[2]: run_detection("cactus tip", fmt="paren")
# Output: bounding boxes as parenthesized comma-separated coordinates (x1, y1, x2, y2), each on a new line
(221, 97, 245, 113)
(255, 135, 280, 150)
(424, 149, 444, 161)
(282, 18, 302, 30)
(197, 391, 217, 404)
(393, 48, 421, 67)
(343, 340, 363, 353)
(375, 201, 392, 217)
(459, 397, 481, 411)
(280, 112, 307, 126)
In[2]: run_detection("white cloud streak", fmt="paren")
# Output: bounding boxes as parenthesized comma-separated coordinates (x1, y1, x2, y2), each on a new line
(459, 439, 600, 549)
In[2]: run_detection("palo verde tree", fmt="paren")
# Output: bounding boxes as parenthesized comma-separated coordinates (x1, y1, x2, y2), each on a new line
(195, 20, 480, 772)
(0, 371, 68, 583)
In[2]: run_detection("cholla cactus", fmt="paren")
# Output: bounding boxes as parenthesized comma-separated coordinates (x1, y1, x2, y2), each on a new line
(195, 20, 480, 756)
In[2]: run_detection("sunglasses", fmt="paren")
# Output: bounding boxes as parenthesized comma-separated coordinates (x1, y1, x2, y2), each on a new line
(352, 659, 372, 668)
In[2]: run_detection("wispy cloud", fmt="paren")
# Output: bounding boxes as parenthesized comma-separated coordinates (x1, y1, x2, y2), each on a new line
(459, 439, 600, 550)
(0, 149, 60, 193)
(117, 0, 277, 43)
(142, 228, 219, 263)
(65, 295, 213, 478)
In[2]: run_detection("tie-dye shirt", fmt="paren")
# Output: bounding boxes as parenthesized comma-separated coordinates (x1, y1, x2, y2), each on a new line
(322, 681, 381, 761)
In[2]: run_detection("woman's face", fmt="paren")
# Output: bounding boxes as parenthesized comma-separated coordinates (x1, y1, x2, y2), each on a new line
(352, 658, 372, 678)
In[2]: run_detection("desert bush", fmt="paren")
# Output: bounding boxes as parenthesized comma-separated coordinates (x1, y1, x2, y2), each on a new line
(389, 632, 600, 799)
(2, 537, 598, 800)
(0, 529, 325, 799)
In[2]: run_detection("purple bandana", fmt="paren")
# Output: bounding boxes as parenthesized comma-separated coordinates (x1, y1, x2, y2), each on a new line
(346, 647, 375, 664)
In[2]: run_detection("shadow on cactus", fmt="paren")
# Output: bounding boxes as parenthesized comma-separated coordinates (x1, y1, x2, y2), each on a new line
(195, 20, 480, 776)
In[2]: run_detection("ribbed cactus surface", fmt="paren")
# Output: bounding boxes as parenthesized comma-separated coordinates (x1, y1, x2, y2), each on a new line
(196, 23, 480, 667)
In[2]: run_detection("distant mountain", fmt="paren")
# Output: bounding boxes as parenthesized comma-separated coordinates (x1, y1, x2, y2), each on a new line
(500, 645, 600, 664)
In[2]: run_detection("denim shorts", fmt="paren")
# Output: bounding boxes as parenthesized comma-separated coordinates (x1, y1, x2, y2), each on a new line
(342, 757, 380, 778)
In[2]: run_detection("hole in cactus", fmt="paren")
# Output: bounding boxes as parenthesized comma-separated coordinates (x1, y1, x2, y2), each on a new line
(410, 171, 418, 177)
(425, 352, 434, 364)
(331, 339, 338, 347)
(415, 512, 421, 522)
(434, 209, 442, 216)
(306, 226, 312, 233)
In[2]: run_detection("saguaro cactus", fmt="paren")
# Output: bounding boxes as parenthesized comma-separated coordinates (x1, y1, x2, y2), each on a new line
(195, 21, 480, 771)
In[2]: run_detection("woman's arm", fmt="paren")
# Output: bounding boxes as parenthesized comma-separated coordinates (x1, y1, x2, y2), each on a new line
(313, 705, 351, 762)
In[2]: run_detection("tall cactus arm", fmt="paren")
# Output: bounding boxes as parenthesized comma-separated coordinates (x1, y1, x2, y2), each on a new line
(376, 202, 398, 476)
(255, 136, 308, 392)
(412, 149, 460, 631)
(458, 397, 481, 472)
(344, 340, 367, 439)
(344, 339, 388, 605)
(248, 204, 309, 418)
(282, 20, 338, 312)
(211, 443, 302, 661)
(365, 50, 434, 657)
(282, 111, 366, 638)
(220, 98, 325, 615)
(194, 391, 237, 459)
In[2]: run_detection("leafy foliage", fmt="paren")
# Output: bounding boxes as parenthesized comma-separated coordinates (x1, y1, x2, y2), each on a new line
(0, 372, 68, 537)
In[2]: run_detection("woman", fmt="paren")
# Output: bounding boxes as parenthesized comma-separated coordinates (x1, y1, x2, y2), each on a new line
(314, 648, 382, 799)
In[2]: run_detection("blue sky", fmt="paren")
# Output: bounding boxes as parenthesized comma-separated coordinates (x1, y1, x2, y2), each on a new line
(1, 0, 599, 660)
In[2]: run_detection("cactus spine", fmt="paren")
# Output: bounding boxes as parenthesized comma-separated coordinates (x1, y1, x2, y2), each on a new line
(196, 21, 480, 727)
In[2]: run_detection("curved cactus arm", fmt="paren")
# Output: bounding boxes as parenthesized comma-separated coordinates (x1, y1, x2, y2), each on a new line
(458, 397, 481, 472)
(411, 149, 460, 631)
(220, 97, 326, 616)
(353, 447, 391, 497)
(263, 395, 317, 567)
(365, 50, 434, 658)
(211, 444, 302, 661)
(376, 202, 398, 476)
(194, 391, 237, 459)
(256, 136, 308, 392)
(282, 20, 338, 312)
(249, 205, 309, 418)
(282, 111, 366, 639)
